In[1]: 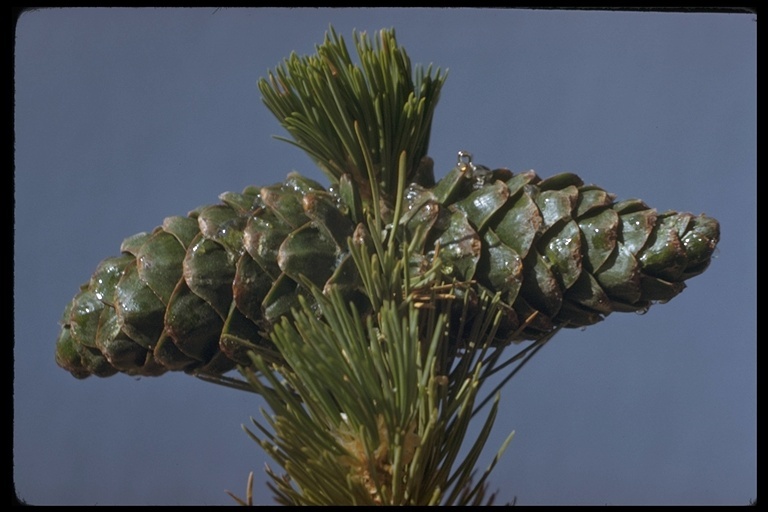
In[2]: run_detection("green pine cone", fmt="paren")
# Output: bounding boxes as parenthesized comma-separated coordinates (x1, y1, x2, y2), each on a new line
(400, 159, 719, 339)
(55, 160, 719, 380)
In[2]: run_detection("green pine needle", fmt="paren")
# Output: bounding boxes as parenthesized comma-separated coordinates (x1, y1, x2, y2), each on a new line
(259, 26, 447, 201)
(238, 282, 509, 503)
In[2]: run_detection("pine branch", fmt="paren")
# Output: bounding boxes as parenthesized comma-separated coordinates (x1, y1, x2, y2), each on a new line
(234, 204, 530, 505)
(51, 23, 720, 506)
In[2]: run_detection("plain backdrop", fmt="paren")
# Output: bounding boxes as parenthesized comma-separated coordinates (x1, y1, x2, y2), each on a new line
(13, 7, 755, 505)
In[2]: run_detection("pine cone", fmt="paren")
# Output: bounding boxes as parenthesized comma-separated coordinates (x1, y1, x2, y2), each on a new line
(55, 158, 719, 380)
(400, 158, 719, 339)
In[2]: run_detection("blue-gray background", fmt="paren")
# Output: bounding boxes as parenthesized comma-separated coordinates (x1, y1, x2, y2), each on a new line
(14, 8, 755, 505)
